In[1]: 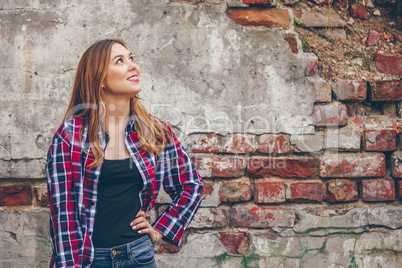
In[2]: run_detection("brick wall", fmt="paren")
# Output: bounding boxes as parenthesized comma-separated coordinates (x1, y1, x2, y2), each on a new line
(1, 0, 401, 267)
(154, 1, 402, 267)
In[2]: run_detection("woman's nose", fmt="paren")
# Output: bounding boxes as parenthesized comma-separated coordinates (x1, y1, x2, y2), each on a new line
(130, 62, 140, 75)
(129, 61, 137, 71)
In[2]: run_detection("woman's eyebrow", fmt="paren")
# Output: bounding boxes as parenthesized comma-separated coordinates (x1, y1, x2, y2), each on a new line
(112, 52, 133, 60)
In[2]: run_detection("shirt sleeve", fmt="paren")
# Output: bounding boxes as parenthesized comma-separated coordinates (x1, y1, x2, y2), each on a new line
(46, 133, 84, 267)
(152, 127, 204, 245)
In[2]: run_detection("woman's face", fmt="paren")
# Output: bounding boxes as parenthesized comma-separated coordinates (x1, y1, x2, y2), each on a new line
(103, 43, 141, 100)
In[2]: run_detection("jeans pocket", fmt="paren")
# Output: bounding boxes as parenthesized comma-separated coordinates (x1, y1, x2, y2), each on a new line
(130, 244, 155, 265)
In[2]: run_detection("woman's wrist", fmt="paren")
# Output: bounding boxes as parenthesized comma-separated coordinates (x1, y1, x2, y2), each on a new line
(152, 229, 163, 244)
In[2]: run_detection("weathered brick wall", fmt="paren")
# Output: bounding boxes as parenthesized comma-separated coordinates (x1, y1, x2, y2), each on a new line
(1, 0, 401, 267)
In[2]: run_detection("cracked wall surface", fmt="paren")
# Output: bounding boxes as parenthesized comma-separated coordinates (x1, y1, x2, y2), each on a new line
(1, 0, 401, 267)
(0, 0, 314, 167)
(155, 206, 402, 267)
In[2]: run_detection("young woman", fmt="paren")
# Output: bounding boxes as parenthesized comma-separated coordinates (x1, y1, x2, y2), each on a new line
(46, 39, 203, 267)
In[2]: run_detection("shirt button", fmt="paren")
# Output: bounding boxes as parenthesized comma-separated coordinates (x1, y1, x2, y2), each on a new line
(112, 250, 117, 255)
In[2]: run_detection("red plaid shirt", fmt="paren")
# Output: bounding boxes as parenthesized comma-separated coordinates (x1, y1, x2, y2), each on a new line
(46, 116, 203, 267)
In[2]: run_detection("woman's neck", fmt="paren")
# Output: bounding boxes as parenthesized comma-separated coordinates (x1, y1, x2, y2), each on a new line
(103, 98, 132, 160)
(105, 99, 131, 131)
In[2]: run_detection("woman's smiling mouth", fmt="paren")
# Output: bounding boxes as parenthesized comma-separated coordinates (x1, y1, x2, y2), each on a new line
(127, 74, 139, 82)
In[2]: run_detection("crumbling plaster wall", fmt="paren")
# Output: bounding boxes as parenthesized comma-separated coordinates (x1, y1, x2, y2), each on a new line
(0, 1, 315, 266)
(1, 0, 313, 166)
(1, 0, 401, 267)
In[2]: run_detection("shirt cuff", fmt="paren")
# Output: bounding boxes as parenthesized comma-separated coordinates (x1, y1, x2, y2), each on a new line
(152, 211, 185, 246)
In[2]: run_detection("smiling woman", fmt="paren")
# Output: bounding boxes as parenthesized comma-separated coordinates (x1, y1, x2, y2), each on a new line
(103, 44, 142, 99)
(45, 39, 204, 268)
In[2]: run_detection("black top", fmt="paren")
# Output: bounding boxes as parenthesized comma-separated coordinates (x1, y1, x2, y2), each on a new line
(92, 157, 146, 248)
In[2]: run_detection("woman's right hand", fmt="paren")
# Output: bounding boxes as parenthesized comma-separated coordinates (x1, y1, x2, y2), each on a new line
(130, 211, 162, 243)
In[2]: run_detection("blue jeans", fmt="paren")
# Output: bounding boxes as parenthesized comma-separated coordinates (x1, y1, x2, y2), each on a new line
(91, 236, 157, 267)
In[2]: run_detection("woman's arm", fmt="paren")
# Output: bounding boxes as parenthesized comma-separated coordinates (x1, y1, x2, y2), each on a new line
(152, 126, 204, 245)
(46, 132, 84, 267)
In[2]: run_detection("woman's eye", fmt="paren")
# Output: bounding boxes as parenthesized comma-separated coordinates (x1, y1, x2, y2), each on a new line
(116, 58, 123, 64)
(129, 56, 134, 62)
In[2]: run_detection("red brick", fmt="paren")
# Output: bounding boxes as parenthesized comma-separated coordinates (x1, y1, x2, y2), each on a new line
(312, 103, 348, 127)
(204, 181, 214, 196)
(258, 134, 291, 154)
(226, 9, 290, 29)
(248, 157, 314, 178)
(220, 180, 251, 202)
(231, 205, 295, 228)
(324, 129, 361, 151)
(367, 30, 380, 46)
(203, 181, 216, 203)
(361, 179, 395, 202)
(319, 153, 386, 178)
(311, 76, 331, 102)
(303, 54, 318, 76)
(391, 151, 402, 178)
(350, 4, 369, 20)
(192, 156, 244, 178)
(223, 134, 256, 153)
(242, 0, 273, 4)
(0, 185, 32, 206)
(290, 182, 323, 202)
(326, 180, 359, 202)
(353, 115, 364, 125)
(201, 180, 221, 207)
(291, 133, 324, 153)
(283, 33, 298, 54)
(254, 181, 286, 203)
(293, 9, 302, 20)
(219, 232, 249, 255)
(332, 80, 367, 101)
(369, 80, 402, 101)
(398, 180, 402, 199)
(190, 207, 230, 228)
(154, 240, 180, 254)
(33, 185, 49, 207)
(374, 56, 402, 76)
(363, 129, 397, 152)
(187, 133, 220, 153)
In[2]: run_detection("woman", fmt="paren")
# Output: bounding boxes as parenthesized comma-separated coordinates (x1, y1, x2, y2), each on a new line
(46, 39, 203, 267)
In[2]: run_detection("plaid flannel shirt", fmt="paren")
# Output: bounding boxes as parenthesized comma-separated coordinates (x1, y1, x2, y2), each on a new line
(46, 116, 203, 267)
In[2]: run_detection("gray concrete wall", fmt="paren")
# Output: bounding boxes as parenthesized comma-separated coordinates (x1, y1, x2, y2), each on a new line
(0, 0, 314, 168)
(1, 0, 401, 267)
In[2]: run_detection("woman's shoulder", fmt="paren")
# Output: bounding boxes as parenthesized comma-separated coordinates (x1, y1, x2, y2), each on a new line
(52, 117, 86, 143)
(152, 117, 175, 139)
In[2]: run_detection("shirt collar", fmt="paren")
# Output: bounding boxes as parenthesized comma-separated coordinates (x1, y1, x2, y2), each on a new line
(126, 111, 136, 134)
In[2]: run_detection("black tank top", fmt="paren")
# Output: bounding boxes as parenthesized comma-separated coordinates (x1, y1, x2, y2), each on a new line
(92, 157, 146, 248)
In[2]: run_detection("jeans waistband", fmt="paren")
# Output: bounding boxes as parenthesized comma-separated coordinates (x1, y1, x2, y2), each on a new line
(94, 235, 152, 259)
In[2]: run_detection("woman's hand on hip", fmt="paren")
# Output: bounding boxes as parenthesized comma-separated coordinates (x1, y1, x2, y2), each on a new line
(130, 211, 162, 243)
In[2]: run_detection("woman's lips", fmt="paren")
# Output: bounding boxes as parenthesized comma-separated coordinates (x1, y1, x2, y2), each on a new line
(128, 75, 139, 82)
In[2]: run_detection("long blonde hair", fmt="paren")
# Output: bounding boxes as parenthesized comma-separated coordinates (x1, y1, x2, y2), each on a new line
(63, 39, 171, 168)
